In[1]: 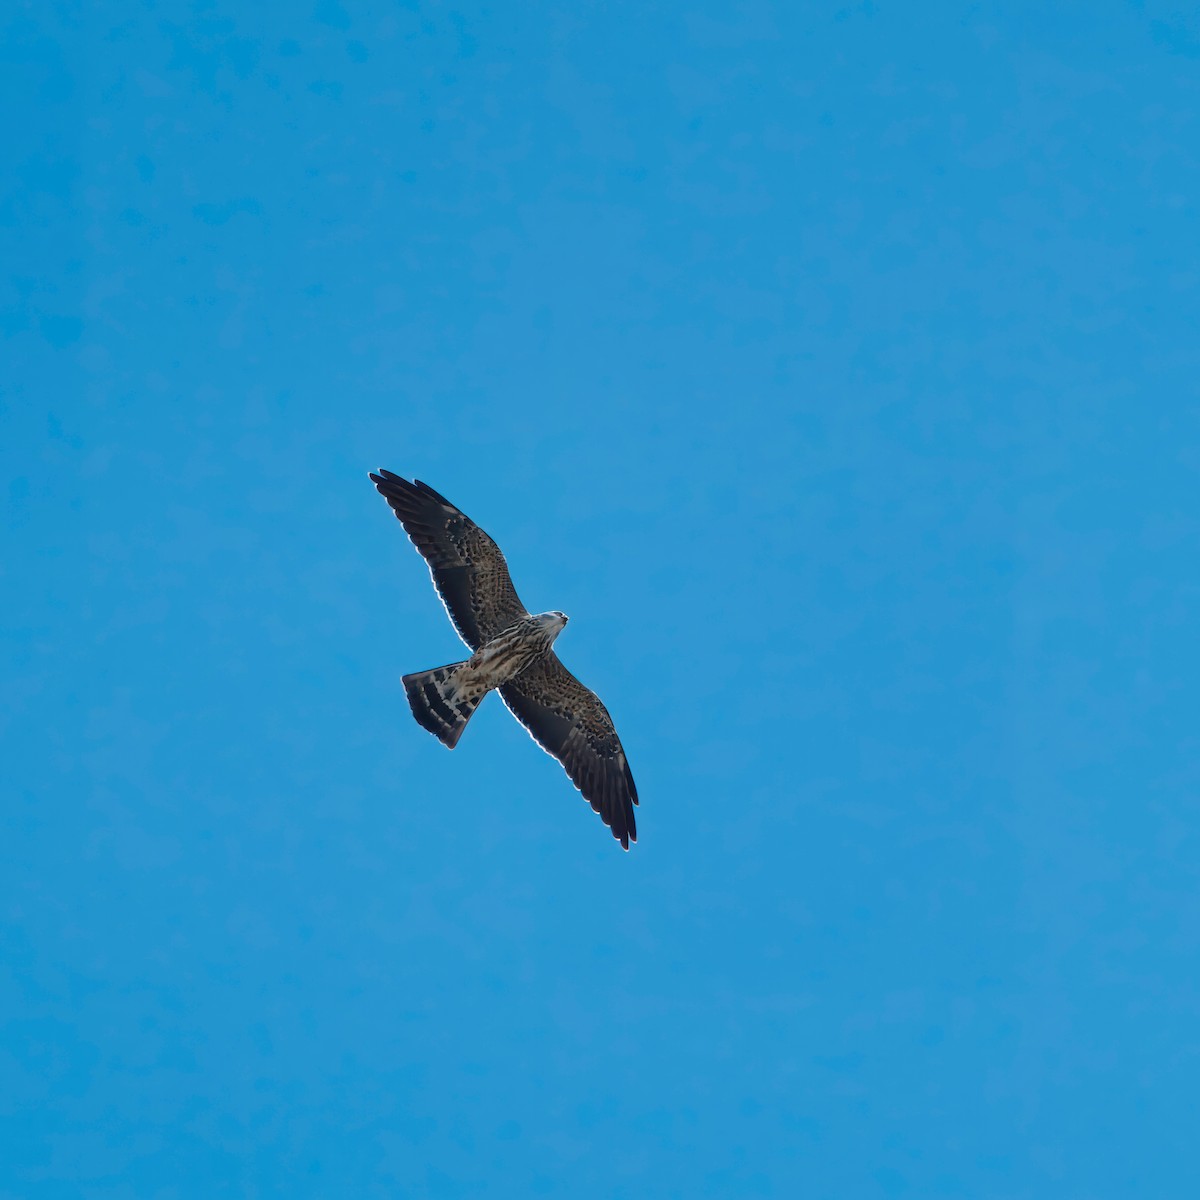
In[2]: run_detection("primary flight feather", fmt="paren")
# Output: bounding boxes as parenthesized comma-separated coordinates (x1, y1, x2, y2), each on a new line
(369, 470, 639, 849)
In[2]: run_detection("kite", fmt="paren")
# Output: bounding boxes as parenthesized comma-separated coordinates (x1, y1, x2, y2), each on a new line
(369, 470, 639, 849)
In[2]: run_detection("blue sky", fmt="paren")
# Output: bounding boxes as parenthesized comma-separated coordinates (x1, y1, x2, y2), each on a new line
(4, 2, 1199, 1196)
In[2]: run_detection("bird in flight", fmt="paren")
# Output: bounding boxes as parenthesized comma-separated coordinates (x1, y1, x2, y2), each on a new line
(369, 470, 639, 849)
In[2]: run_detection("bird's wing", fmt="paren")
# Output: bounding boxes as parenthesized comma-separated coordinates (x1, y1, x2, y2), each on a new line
(499, 653, 639, 849)
(370, 470, 529, 650)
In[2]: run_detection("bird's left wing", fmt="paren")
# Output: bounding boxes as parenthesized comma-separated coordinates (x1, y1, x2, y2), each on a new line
(370, 470, 529, 651)
(499, 654, 639, 849)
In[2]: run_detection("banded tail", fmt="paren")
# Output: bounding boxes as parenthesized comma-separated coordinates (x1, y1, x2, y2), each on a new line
(402, 661, 487, 749)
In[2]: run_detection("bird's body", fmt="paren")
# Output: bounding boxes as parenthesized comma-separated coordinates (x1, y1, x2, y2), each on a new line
(468, 611, 568, 683)
(369, 471, 639, 849)
(401, 612, 566, 750)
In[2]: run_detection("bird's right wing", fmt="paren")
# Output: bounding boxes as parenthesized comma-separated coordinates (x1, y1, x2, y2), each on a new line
(500, 653, 639, 849)
(370, 470, 529, 650)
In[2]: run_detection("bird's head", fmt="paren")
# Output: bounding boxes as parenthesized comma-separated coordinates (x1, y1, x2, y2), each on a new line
(537, 610, 569, 639)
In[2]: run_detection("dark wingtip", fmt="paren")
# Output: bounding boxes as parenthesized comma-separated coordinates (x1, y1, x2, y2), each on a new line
(370, 468, 406, 485)
(372, 472, 457, 512)
(413, 479, 454, 506)
(371, 471, 425, 509)
(611, 793, 635, 851)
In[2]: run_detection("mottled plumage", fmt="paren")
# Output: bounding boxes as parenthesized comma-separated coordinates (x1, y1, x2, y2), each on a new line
(370, 470, 639, 849)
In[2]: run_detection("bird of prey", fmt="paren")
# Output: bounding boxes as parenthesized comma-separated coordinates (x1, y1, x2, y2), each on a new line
(369, 470, 639, 849)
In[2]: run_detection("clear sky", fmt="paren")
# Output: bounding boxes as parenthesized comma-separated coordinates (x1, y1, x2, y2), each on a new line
(4, 2, 1199, 1196)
